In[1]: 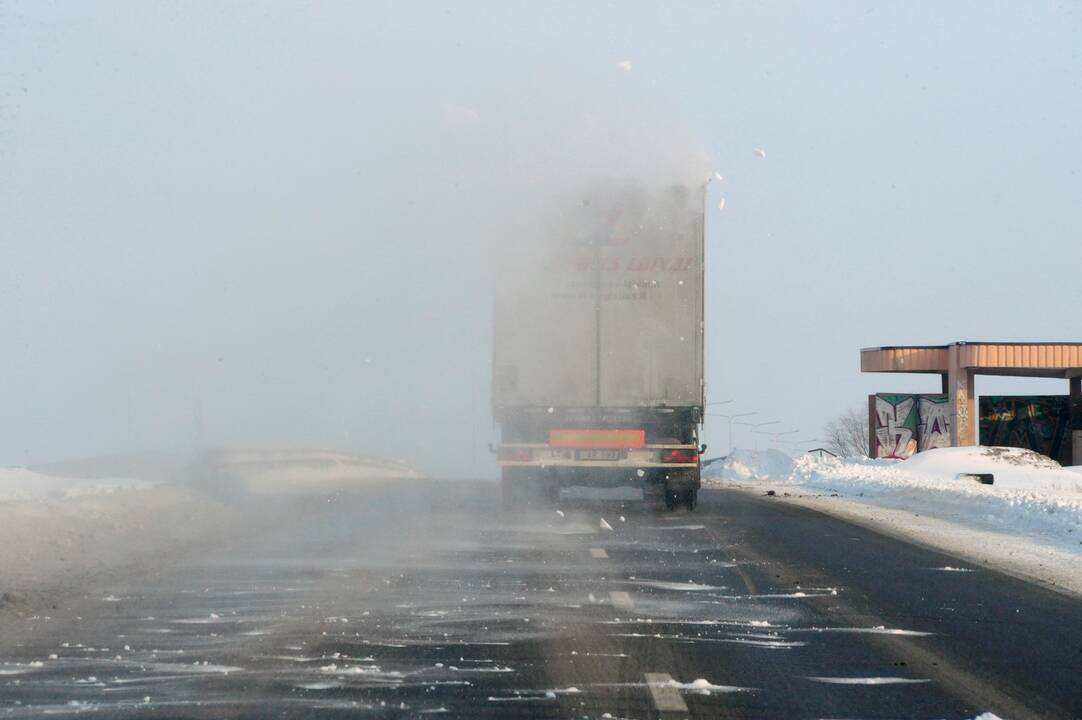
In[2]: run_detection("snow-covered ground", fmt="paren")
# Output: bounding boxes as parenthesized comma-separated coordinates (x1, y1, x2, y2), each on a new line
(706, 446, 1082, 596)
(0, 449, 427, 616)
(179, 448, 425, 496)
(0, 466, 158, 501)
(1, 448, 425, 502)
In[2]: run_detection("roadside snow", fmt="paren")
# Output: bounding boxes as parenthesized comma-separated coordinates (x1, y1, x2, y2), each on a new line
(704, 448, 794, 482)
(0, 467, 156, 501)
(788, 447, 1082, 548)
(706, 447, 1082, 596)
(0, 448, 422, 618)
(180, 448, 425, 496)
(0, 485, 236, 615)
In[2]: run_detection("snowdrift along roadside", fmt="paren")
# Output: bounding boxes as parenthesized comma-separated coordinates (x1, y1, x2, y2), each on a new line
(0, 448, 426, 617)
(0, 467, 156, 502)
(0, 486, 235, 614)
(179, 447, 425, 497)
(706, 447, 1082, 559)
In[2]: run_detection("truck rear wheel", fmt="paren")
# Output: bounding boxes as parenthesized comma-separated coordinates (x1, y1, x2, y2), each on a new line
(660, 470, 700, 513)
(661, 488, 698, 512)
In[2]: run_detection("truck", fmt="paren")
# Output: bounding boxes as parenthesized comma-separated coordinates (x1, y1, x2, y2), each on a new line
(492, 182, 705, 511)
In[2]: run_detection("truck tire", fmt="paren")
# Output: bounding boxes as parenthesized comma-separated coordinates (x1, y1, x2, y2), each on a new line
(661, 471, 700, 513)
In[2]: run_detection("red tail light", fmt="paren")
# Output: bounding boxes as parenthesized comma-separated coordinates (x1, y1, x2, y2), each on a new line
(662, 449, 699, 463)
(498, 447, 533, 462)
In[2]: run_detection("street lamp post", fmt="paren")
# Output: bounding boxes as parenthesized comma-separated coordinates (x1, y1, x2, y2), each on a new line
(781, 437, 822, 448)
(756, 428, 800, 450)
(705, 411, 757, 455)
(734, 418, 778, 451)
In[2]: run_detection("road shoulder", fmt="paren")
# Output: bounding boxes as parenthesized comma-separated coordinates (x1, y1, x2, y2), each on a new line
(714, 483, 1082, 599)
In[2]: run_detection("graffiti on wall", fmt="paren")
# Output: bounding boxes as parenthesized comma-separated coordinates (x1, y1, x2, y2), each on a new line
(870, 393, 951, 459)
(872, 394, 917, 459)
(917, 395, 951, 451)
(979, 396, 1070, 465)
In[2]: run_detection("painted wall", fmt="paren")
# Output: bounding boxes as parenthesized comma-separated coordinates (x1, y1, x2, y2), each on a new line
(869, 393, 951, 459)
(917, 395, 952, 451)
(979, 396, 1071, 465)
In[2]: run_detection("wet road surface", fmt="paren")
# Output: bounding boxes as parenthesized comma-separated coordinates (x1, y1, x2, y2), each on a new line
(1, 481, 1079, 719)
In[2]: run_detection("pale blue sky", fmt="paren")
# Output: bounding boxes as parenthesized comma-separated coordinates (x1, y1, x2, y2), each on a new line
(2, 1, 1080, 473)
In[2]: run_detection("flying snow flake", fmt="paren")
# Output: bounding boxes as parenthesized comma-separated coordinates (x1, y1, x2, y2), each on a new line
(753, 147, 767, 159)
(717, 196, 727, 210)
(600, 518, 614, 531)
(616, 60, 632, 72)
(714, 172, 724, 180)
(555, 510, 565, 517)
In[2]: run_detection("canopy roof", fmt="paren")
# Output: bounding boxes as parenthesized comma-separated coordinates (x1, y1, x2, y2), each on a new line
(861, 342, 1082, 378)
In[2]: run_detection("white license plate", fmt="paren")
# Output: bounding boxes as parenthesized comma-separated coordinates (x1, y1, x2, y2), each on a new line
(575, 449, 622, 461)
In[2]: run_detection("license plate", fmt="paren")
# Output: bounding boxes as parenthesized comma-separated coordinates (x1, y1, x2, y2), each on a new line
(575, 449, 622, 461)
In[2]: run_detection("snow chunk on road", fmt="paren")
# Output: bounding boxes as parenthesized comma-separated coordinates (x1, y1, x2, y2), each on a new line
(668, 677, 752, 694)
(629, 579, 722, 592)
(806, 676, 930, 685)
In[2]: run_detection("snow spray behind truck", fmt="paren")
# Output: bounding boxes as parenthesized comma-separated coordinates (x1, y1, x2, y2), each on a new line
(492, 183, 705, 510)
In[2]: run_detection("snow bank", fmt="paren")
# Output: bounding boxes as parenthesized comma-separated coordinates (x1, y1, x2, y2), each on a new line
(0, 448, 426, 616)
(703, 448, 794, 482)
(791, 447, 1082, 513)
(0, 467, 157, 501)
(0, 485, 237, 614)
(712, 447, 1082, 556)
(180, 448, 426, 497)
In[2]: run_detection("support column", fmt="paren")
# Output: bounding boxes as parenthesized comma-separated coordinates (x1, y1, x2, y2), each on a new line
(947, 347, 976, 446)
(1070, 375, 1081, 467)
(868, 394, 878, 458)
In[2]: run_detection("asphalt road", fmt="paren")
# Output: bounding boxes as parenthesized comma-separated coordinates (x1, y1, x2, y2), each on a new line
(1, 481, 1079, 719)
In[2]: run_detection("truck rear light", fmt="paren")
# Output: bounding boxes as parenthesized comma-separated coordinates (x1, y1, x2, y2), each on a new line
(498, 447, 533, 462)
(661, 449, 699, 463)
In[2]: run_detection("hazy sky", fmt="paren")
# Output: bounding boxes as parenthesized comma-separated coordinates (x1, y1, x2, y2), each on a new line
(2, 1, 1080, 474)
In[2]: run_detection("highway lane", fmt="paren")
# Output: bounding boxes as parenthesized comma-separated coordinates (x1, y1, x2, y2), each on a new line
(0, 481, 1078, 719)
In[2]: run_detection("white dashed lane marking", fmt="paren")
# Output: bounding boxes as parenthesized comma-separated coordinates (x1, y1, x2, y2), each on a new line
(609, 591, 634, 611)
(644, 672, 689, 712)
(590, 548, 608, 559)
